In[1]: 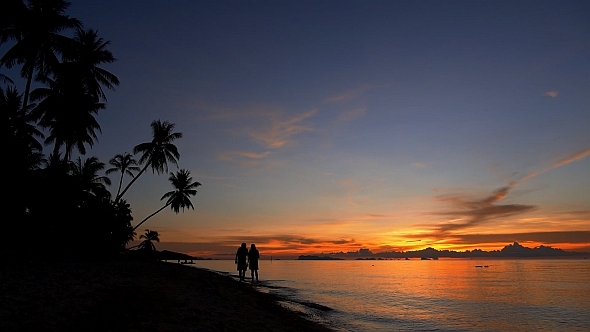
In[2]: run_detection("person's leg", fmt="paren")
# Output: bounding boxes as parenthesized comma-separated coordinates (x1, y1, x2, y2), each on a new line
(255, 270, 259, 282)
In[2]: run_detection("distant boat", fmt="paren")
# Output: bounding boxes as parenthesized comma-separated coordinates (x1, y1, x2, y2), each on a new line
(405, 257, 409, 260)
(420, 257, 430, 260)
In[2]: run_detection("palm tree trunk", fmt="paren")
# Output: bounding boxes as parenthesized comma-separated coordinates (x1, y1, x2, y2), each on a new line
(22, 63, 34, 110)
(52, 143, 60, 159)
(115, 172, 124, 199)
(132, 202, 171, 232)
(115, 159, 150, 204)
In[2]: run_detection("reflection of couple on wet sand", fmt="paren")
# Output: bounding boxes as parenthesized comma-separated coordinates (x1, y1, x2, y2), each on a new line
(235, 243, 260, 282)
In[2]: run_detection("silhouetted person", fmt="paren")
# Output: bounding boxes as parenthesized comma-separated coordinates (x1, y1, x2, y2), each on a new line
(235, 243, 248, 281)
(248, 243, 260, 282)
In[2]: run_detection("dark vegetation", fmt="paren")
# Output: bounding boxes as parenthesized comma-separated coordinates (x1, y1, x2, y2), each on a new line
(1, 0, 201, 260)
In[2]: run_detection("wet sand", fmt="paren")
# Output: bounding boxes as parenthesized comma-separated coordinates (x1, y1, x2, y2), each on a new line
(0, 259, 334, 331)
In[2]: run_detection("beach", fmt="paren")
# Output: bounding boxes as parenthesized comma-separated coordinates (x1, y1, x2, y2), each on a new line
(0, 259, 333, 332)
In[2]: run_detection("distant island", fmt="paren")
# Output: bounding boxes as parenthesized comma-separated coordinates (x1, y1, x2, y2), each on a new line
(310, 242, 588, 260)
(298, 255, 344, 260)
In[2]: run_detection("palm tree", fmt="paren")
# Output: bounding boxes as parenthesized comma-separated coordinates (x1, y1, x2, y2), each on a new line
(106, 152, 139, 200)
(1, 85, 43, 152)
(70, 156, 111, 200)
(138, 229, 160, 251)
(0, 74, 14, 85)
(111, 199, 135, 246)
(114, 120, 182, 204)
(62, 27, 119, 101)
(0, 0, 82, 109)
(31, 63, 105, 160)
(132, 169, 201, 231)
(1, 85, 44, 222)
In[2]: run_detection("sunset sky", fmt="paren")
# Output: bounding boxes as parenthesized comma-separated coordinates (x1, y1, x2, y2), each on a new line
(5, 0, 588, 257)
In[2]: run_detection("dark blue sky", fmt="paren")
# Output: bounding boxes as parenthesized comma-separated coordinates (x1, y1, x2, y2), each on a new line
(3, 0, 588, 255)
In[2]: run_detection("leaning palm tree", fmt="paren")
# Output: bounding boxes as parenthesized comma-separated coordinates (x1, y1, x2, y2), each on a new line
(138, 229, 160, 251)
(114, 120, 182, 204)
(132, 169, 201, 231)
(62, 27, 119, 101)
(0, 0, 82, 108)
(106, 152, 139, 199)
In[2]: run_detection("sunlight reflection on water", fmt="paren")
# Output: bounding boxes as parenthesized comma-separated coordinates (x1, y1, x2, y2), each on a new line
(192, 259, 590, 331)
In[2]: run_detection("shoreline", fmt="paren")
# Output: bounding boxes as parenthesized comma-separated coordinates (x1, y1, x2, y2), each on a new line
(0, 259, 334, 331)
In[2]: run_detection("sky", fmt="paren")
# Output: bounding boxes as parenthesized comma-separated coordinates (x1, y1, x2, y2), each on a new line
(4, 0, 589, 257)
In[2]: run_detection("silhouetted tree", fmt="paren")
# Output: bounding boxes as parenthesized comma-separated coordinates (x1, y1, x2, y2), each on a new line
(71, 156, 111, 202)
(1, 85, 43, 152)
(0, 74, 14, 85)
(31, 63, 105, 160)
(110, 199, 135, 248)
(62, 27, 119, 101)
(106, 152, 139, 200)
(0, 1, 134, 260)
(1, 86, 43, 247)
(115, 120, 182, 204)
(132, 169, 201, 231)
(0, 0, 81, 108)
(138, 229, 159, 251)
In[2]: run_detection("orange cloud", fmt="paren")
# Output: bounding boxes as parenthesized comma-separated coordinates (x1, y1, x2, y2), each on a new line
(218, 150, 271, 166)
(553, 148, 590, 168)
(517, 148, 590, 183)
(544, 90, 558, 98)
(248, 109, 317, 148)
(430, 148, 590, 233)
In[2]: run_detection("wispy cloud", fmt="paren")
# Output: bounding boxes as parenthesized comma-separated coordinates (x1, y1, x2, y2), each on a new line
(218, 150, 271, 166)
(432, 231, 590, 245)
(518, 148, 590, 183)
(412, 162, 426, 168)
(553, 148, 590, 168)
(191, 100, 319, 151)
(323, 84, 371, 104)
(431, 148, 590, 233)
(247, 109, 318, 148)
(219, 150, 270, 160)
(544, 90, 559, 98)
(433, 189, 537, 232)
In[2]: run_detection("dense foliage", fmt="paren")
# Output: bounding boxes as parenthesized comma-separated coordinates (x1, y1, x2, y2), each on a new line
(1, 0, 200, 259)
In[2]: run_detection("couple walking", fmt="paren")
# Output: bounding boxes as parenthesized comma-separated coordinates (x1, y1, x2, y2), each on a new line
(235, 243, 260, 282)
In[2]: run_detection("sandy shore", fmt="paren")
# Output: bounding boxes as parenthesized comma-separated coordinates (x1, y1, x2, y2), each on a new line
(0, 259, 334, 331)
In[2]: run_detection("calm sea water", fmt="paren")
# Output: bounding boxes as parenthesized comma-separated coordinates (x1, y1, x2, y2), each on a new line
(191, 259, 590, 331)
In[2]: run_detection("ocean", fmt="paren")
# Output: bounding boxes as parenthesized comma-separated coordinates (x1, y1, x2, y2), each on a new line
(191, 259, 590, 331)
